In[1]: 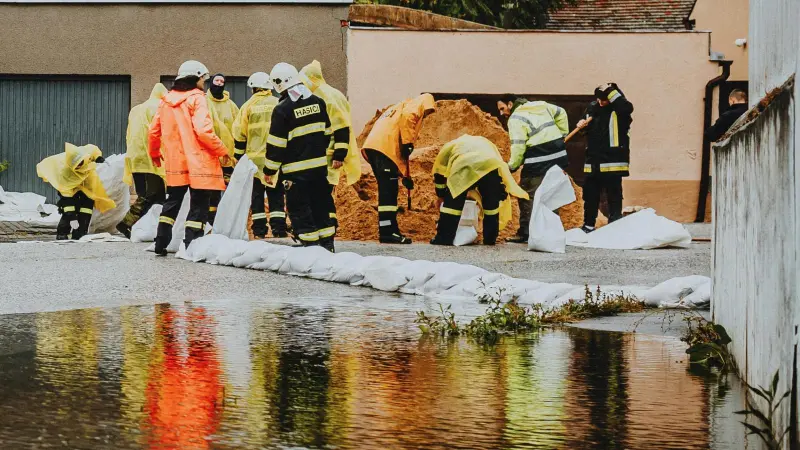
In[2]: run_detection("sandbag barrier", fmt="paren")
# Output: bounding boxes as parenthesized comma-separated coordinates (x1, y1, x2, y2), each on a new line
(179, 234, 711, 309)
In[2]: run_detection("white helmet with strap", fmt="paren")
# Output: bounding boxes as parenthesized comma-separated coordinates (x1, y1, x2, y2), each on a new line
(270, 63, 300, 94)
(247, 72, 272, 90)
(176, 60, 210, 80)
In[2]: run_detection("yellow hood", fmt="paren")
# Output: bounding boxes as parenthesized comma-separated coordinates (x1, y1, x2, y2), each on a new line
(150, 83, 168, 101)
(301, 60, 326, 92)
(412, 93, 436, 114)
(37, 143, 116, 212)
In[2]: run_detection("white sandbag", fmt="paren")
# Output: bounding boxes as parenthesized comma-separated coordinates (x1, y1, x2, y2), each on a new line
(231, 241, 275, 268)
(421, 262, 487, 293)
(353, 256, 411, 288)
(183, 234, 231, 263)
(89, 154, 131, 234)
(564, 228, 589, 247)
(518, 283, 576, 306)
(212, 239, 252, 266)
(640, 275, 710, 307)
(309, 251, 364, 281)
(528, 166, 576, 253)
(666, 281, 711, 309)
(278, 246, 333, 276)
(0, 186, 58, 224)
(130, 204, 162, 243)
(398, 260, 442, 295)
(459, 200, 479, 227)
(494, 278, 547, 300)
(581, 208, 692, 250)
(453, 226, 479, 246)
(166, 193, 191, 253)
(214, 156, 257, 240)
(442, 273, 508, 299)
(249, 245, 292, 272)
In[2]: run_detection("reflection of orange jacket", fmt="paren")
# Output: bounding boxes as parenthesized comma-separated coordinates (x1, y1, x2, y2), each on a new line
(145, 308, 223, 450)
(362, 94, 435, 177)
(148, 89, 227, 190)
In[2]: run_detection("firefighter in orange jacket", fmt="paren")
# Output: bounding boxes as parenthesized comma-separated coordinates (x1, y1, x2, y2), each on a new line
(362, 94, 436, 244)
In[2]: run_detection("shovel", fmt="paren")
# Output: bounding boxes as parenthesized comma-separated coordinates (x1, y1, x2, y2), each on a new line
(564, 117, 592, 143)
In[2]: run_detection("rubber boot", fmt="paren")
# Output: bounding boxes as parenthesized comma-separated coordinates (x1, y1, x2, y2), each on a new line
(483, 215, 499, 246)
(154, 224, 171, 256)
(116, 222, 132, 239)
(430, 213, 460, 246)
(380, 233, 412, 244)
(72, 214, 91, 240)
(320, 237, 335, 253)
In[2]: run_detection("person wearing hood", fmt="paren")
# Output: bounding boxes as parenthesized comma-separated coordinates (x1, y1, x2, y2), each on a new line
(430, 135, 529, 246)
(263, 62, 338, 252)
(148, 60, 231, 255)
(362, 93, 436, 244)
(37, 143, 116, 240)
(231, 71, 286, 238)
(117, 83, 169, 238)
(300, 60, 361, 229)
(206, 73, 240, 225)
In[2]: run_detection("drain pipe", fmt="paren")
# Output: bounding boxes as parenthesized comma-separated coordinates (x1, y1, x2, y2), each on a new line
(695, 60, 733, 222)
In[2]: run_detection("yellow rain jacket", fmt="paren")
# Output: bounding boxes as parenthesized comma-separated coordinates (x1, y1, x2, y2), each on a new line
(37, 143, 116, 212)
(232, 91, 278, 180)
(124, 83, 168, 185)
(207, 90, 239, 167)
(362, 93, 436, 177)
(433, 135, 529, 230)
(301, 60, 361, 186)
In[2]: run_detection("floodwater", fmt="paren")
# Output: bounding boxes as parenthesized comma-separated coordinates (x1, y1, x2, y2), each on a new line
(0, 295, 746, 449)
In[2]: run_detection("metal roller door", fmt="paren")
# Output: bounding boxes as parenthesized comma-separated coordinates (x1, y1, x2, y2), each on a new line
(0, 75, 131, 202)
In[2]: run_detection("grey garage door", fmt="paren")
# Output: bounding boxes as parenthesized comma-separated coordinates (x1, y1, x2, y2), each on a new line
(0, 75, 131, 202)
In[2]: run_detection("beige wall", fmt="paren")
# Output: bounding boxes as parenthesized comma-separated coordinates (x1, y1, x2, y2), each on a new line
(0, 4, 349, 104)
(347, 29, 717, 221)
(691, 0, 750, 81)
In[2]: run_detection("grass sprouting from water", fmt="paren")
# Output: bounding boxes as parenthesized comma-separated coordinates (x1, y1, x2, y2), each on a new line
(415, 285, 645, 342)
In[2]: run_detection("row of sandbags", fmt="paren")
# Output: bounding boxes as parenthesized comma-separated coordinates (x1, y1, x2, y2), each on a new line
(179, 233, 711, 309)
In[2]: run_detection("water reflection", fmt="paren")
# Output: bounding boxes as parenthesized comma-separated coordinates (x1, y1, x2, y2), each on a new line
(0, 299, 745, 449)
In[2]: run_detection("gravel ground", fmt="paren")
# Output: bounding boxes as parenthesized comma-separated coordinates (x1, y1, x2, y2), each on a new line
(0, 236, 709, 316)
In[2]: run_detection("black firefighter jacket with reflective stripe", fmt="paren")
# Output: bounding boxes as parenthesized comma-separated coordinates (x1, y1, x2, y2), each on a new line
(264, 93, 332, 181)
(583, 93, 634, 177)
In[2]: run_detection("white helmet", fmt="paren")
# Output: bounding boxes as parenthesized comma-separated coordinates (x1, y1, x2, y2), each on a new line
(247, 72, 272, 90)
(176, 60, 210, 80)
(270, 62, 300, 93)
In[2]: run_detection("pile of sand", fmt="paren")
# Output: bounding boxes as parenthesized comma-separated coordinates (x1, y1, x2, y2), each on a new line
(335, 99, 603, 242)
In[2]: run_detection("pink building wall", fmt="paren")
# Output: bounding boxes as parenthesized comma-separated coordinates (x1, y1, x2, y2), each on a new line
(347, 29, 718, 222)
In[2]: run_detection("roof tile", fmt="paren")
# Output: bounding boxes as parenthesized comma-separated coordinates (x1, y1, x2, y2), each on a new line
(546, 0, 696, 30)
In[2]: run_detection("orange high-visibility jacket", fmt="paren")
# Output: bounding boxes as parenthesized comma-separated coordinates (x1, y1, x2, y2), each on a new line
(148, 89, 228, 190)
(362, 93, 436, 177)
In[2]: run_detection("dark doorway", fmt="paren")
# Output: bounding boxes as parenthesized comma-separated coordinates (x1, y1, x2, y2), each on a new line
(160, 75, 253, 107)
(718, 81, 749, 116)
(431, 93, 595, 184)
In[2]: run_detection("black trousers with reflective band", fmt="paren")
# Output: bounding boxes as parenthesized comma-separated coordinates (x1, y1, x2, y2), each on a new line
(433, 170, 504, 245)
(325, 183, 338, 228)
(284, 175, 334, 247)
(250, 178, 268, 237)
(122, 173, 166, 228)
(266, 180, 287, 235)
(155, 185, 214, 250)
(57, 191, 94, 240)
(208, 167, 234, 226)
(583, 173, 623, 227)
(365, 149, 400, 236)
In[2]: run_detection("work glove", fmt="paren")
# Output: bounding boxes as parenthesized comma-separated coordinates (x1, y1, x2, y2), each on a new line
(401, 143, 414, 160)
(94, 156, 105, 164)
(402, 177, 414, 191)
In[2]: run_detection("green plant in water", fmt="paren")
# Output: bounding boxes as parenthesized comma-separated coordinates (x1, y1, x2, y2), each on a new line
(735, 370, 792, 449)
(415, 303, 461, 337)
(537, 285, 644, 324)
(680, 314, 733, 369)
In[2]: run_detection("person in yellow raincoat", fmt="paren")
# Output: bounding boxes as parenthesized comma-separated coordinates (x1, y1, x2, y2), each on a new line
(231, 72, 286, 238)
(206, 73, 240, 225)
(362, 93, 436, 244)
(300, 60, 361, 228)
(430, 135, 529, 246)
(117, 83, 168, 238)
(37, 143, 116, 240)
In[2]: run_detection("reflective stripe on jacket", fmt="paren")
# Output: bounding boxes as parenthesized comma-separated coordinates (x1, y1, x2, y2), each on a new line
(232, 91, 278, 175)
(508, 101, 569, 176)
(583, 90, 634, 177)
